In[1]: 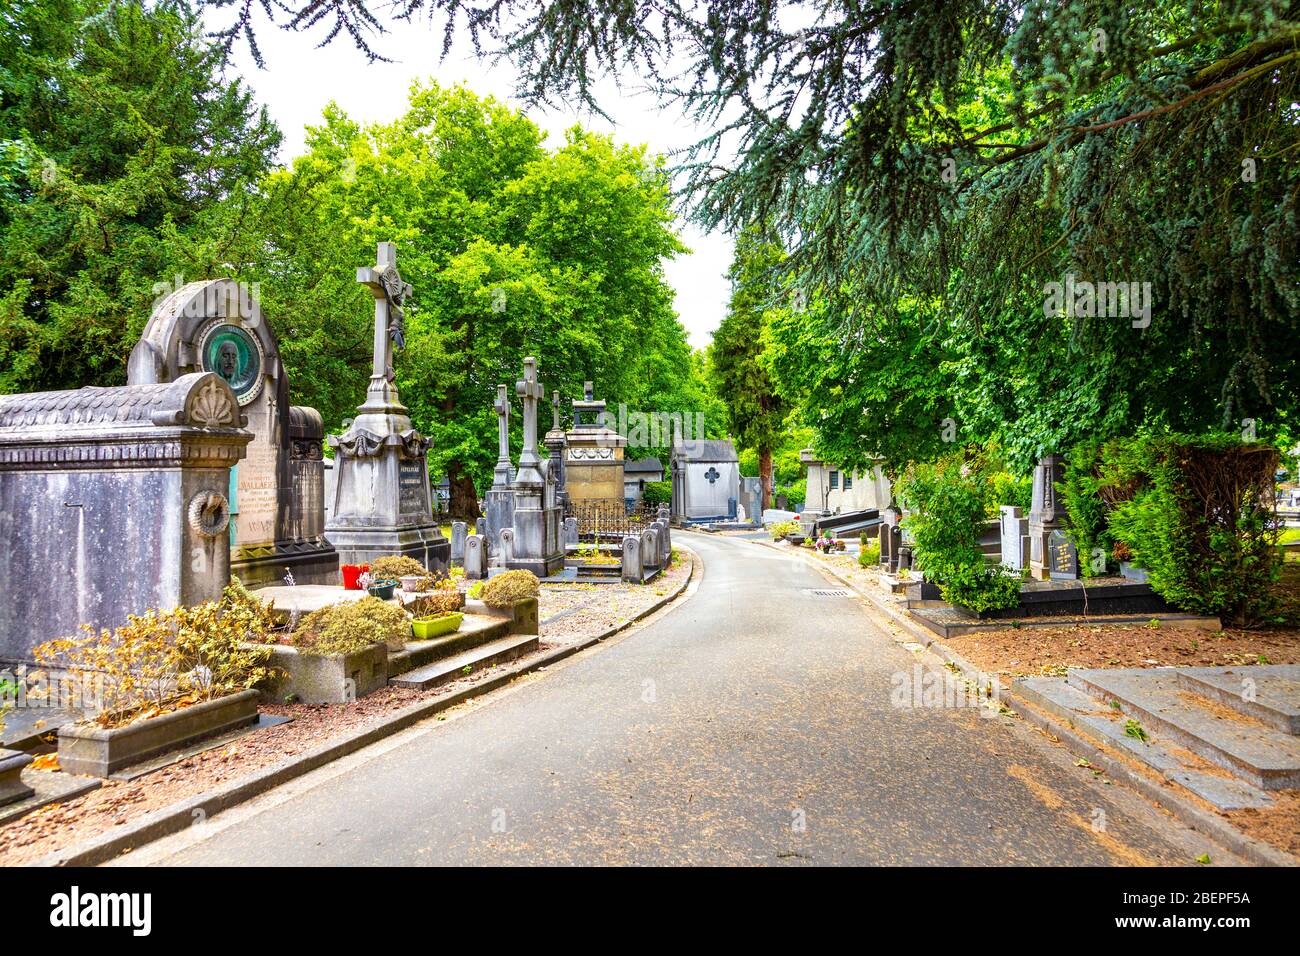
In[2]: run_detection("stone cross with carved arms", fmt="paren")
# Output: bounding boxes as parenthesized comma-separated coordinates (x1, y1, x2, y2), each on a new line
(515, 356, 545, 484)
(493, 384, 513, 487)
(356, 242, 412, 406)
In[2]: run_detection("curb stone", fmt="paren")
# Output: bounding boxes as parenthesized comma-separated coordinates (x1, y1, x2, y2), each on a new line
(28, 550, 698, 868)
(751, 538, 1298, 867)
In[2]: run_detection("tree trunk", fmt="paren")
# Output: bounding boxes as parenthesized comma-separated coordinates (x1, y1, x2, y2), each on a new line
(447, 459, 481, 521)
(759, 445, 773, 513)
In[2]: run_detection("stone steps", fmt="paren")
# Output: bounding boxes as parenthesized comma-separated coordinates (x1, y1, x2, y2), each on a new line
(388, 633, 540, 691)
(1066, 667, 1300, 790)
(386, 614, 511, 677)
(1173, 665, 1300, 735)
(1014, 676, 1277, 810)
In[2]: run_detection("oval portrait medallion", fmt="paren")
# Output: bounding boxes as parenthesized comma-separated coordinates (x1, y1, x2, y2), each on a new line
(197, 322, 264, 406)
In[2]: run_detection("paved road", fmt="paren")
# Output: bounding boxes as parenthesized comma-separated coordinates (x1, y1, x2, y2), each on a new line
(128, 533, 1218, 866)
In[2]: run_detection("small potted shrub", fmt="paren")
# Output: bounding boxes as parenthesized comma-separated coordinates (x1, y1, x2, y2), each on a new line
(407, 591, 466, 638)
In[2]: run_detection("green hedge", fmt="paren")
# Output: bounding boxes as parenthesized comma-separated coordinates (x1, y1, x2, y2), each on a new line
(1064, 432, 1281, 625)
(640, 480, 672, 505)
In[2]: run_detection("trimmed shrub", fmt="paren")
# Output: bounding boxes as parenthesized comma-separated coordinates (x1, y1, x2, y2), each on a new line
(480, 570, 540, 608)
(641, 480, 672, 505)
(368, 555, 430, 584)
(858, 543, 881, 567)
(1094, 433, 1280, 625)
(939, 564, 1021, 613)
(291, 597, 409, 655)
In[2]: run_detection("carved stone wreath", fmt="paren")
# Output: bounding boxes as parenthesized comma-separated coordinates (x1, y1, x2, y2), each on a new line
(187, 490, 231, 538)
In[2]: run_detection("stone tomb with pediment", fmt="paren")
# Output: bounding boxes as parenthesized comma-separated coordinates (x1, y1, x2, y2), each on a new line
(0, 373, 250, 664)
(128, 279, 338, 586)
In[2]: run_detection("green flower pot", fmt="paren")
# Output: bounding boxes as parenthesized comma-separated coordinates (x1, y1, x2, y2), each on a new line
(411, 612, 463, 639)
(367, 579, 398, 600)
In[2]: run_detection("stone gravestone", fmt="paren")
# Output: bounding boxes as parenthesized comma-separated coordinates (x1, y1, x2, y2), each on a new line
(641, 528, 660, 570)
(463, 534, 487, 580)
(450, 521, 468, 564)
(563, 516, 579, 547)
(483, 384, 516, 548)
(0, 374, 249, 664)
(621, 534, 643, 582)
(999, 505, 1030, 571)
(498, 527, 515, 566)
(1049, 529, 1079, 579)
(1028, 454, 1066, 581)
(506, 358, 565, 577)
(475, 517, 488, 538)
(325, 243, 449, 571)
(127, 279, 338, 586)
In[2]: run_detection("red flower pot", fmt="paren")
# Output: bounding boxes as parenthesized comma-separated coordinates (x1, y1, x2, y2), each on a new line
(341, 564, 369, 590)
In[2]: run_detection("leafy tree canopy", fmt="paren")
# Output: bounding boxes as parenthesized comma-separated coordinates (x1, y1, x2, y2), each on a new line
(0, 0, 279, 392)
(212, 0, 1299, 469)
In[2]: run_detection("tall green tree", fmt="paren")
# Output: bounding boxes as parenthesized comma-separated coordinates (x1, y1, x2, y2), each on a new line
(190, 83, 700, 516)
(0, 0, 280, 393)
(710, 227, 789, 510)
(219, 0, 1299, 463)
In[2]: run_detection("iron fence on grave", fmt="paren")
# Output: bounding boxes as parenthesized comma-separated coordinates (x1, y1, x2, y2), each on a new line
(565, 499, 660, 538)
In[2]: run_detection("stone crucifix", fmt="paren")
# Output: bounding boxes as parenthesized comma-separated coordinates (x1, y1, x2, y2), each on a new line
(551, 389, 562, 432)
(515, 356, 545, 485)
(356, 242, 412, 402)
(493, 384, 513, 488)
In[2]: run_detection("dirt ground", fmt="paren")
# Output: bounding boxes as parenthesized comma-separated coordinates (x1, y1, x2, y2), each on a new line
(942, 623, 1300, 681)
(0, 554, 692, 866)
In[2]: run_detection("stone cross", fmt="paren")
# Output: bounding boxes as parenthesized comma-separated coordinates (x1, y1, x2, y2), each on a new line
(551, 389, 561, 432)
(493, 384, 512, 486)
(515, 356, 545, 481)
(356, 242, 412, 401)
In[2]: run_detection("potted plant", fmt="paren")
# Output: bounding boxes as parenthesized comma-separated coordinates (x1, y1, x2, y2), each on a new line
(367, 578, 398, 600)
(411, 612, 464, 639)
(399, 574, 428, 593)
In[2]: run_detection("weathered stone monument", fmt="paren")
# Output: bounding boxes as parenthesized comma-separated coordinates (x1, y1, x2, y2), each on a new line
(999, 505, 1030, 571)
(1028, 454, 1068, 581)
(544, 389, 569, 510)
(324, 243, 449, 571)
(482, 384, 516, 548)
(0, 374, 249, 664)
(506, 357, 565, 577)
(128, 279, 338, 586)
(565, 381, 625, 518)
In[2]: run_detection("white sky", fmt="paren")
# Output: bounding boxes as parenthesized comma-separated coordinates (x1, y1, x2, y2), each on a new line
(216, 14, 732, 350)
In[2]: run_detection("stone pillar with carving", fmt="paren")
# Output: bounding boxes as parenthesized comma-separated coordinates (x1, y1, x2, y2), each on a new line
(324, 243, 449, 572)
(1028, 453, 1070, 581)
(507, 357, 565, 577)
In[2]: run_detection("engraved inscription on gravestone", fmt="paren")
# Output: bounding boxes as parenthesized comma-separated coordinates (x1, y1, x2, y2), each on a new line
(399, 459, 427, 514)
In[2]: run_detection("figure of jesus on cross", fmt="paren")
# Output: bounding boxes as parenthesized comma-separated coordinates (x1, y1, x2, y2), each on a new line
(357, 241, 412, 405)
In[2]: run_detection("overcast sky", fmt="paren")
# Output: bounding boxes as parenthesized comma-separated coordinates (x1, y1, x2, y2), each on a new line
(215, 14, 732, 351)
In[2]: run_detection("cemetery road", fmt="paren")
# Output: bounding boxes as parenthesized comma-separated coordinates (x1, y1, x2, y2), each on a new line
(127, 533, 1223, 866)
